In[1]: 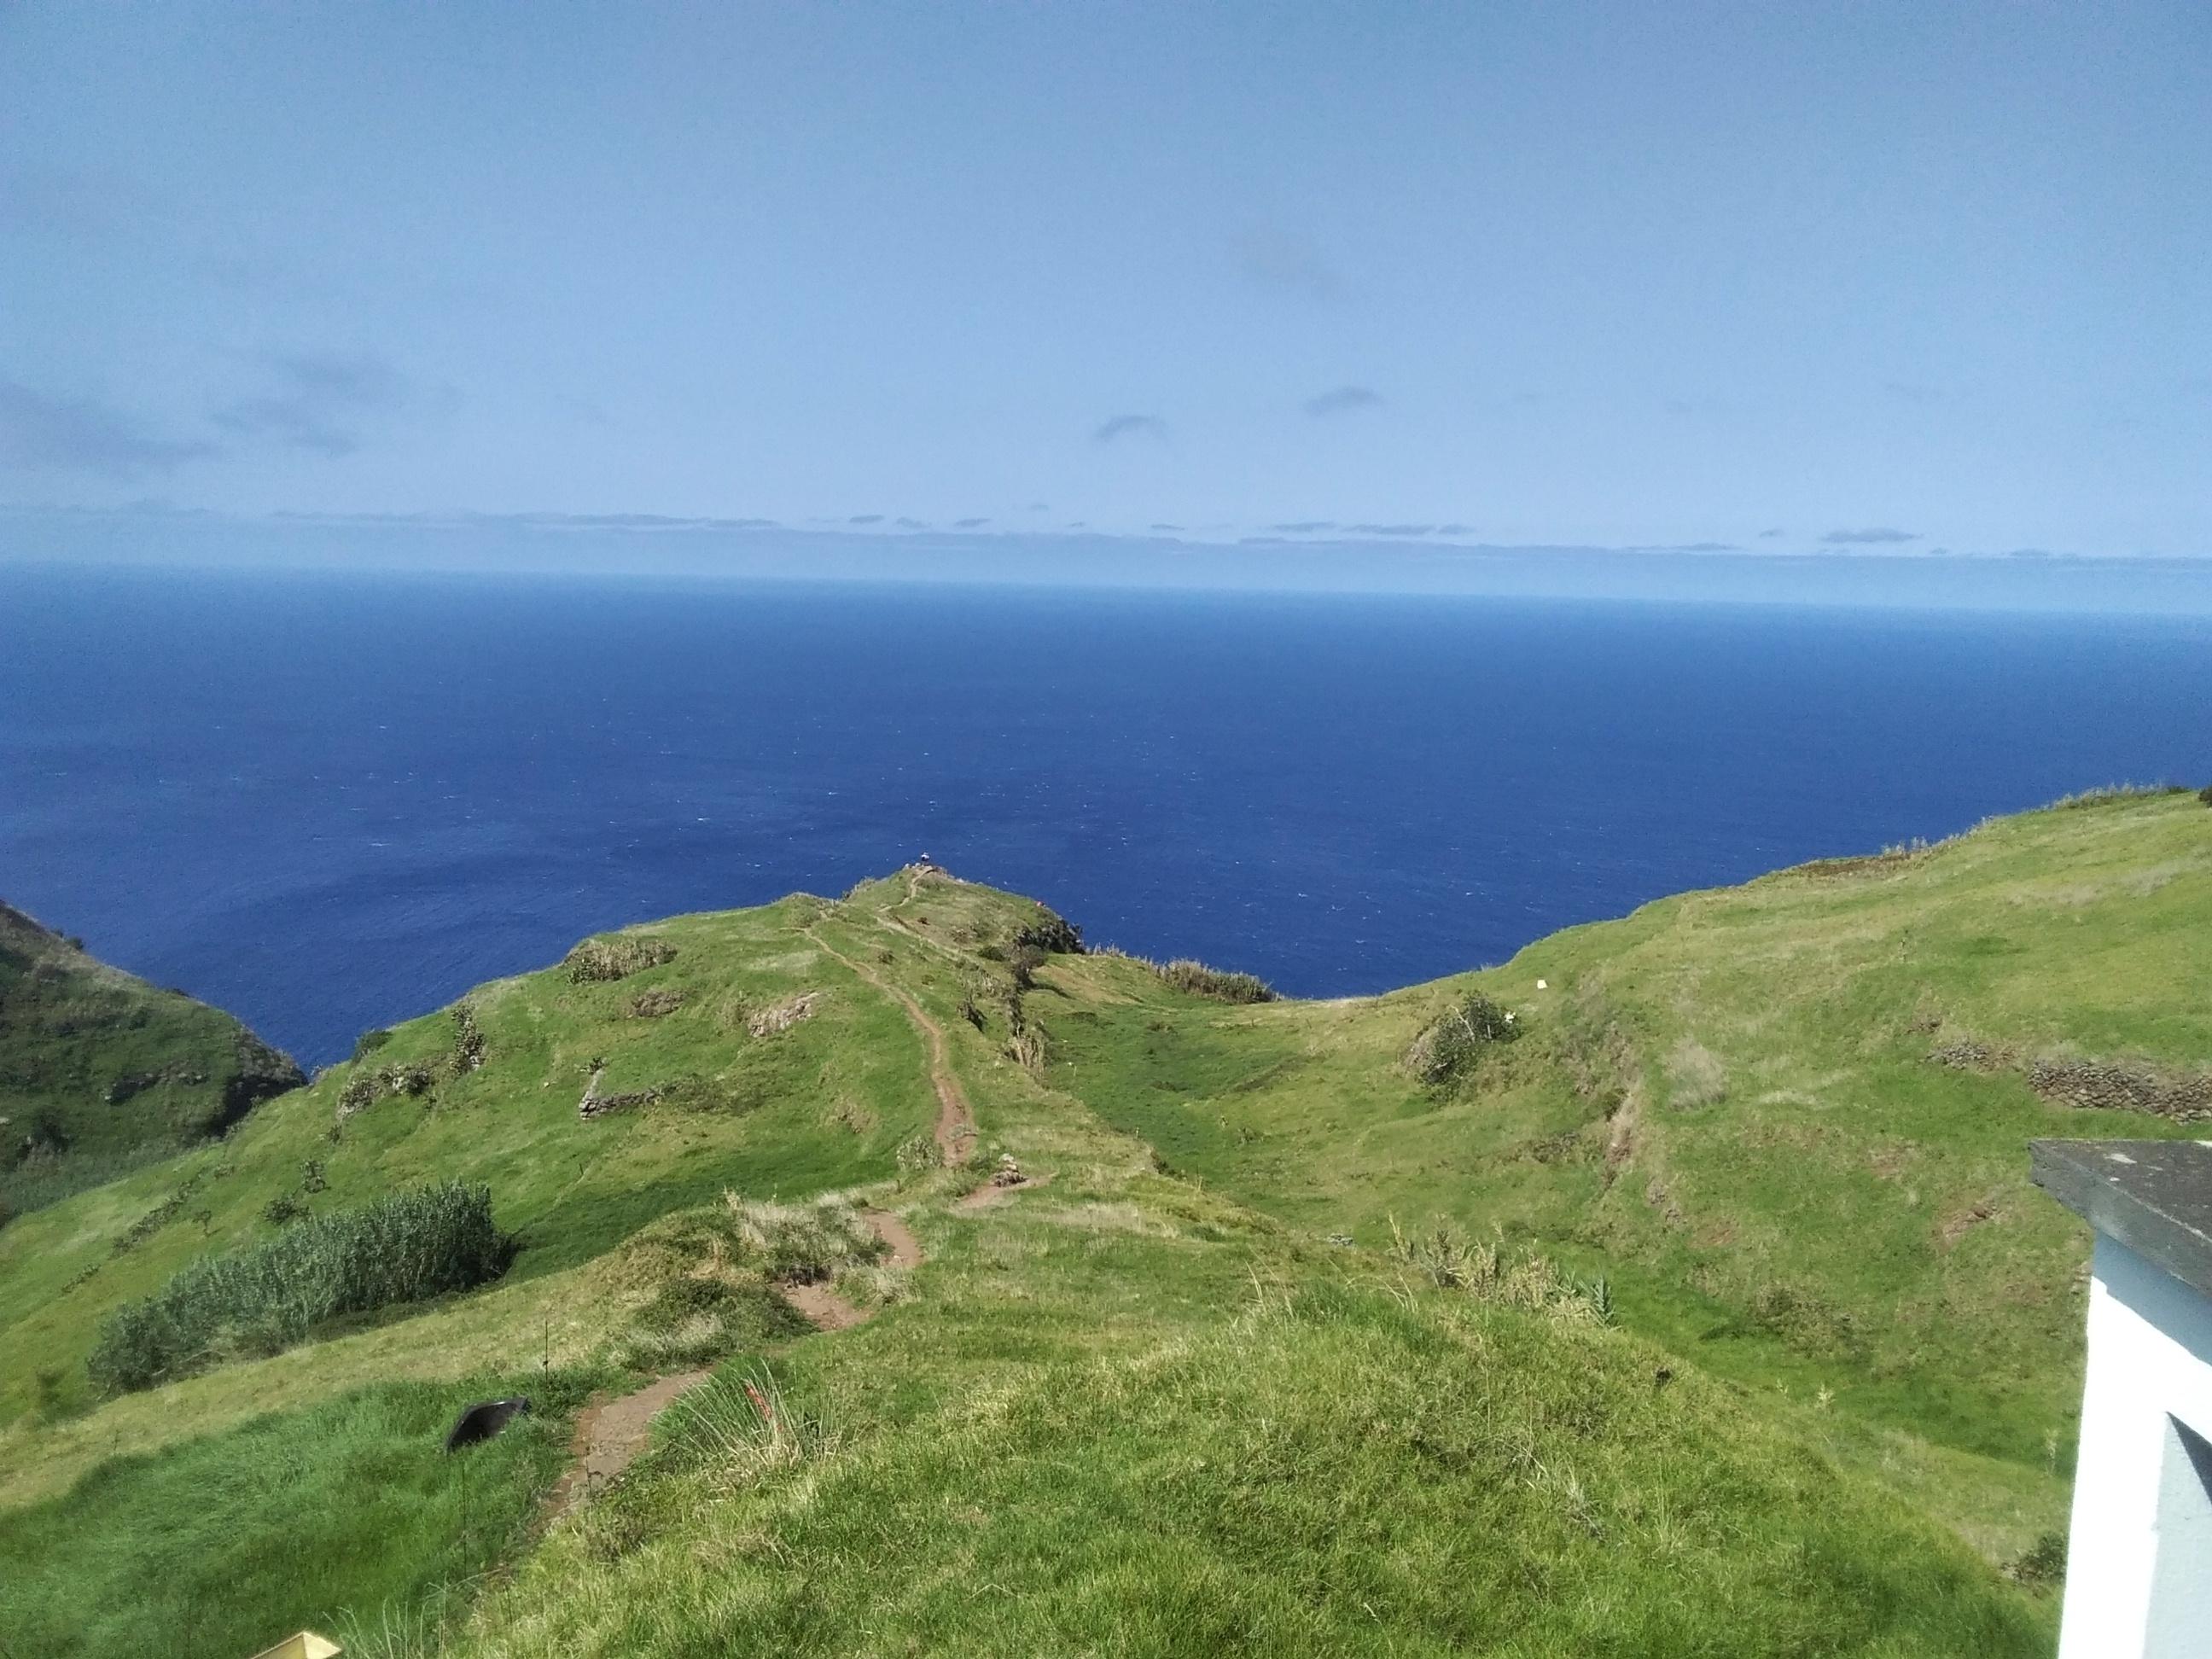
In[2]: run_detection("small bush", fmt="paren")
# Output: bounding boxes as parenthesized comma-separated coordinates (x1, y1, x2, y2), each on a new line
(261, 1190, 310, 1227)
(565, 934, 678, 983)
(1008, 943, 1045, 992)
(1406, 992, 1520, 1087)
(2005, 1530, 2067, 1587)
(1005, 1028, 1047, 1073)
(894, 1135, 943, 1185)
(2198, 782, 2212, 807)
(337, 1072, 378, 1118)
(351, 1027, 393, 1062)
(380, 1062, 434, 1097)
(448, 1002, 486, 1074)
(88, 1181, 513, 1394)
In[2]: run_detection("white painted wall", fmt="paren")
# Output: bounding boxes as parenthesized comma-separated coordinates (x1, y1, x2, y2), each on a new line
(2059, 1235, 2212, 1658)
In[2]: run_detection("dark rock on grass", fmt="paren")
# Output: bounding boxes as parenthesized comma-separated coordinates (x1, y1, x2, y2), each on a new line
(445, 1396, 532, 1452)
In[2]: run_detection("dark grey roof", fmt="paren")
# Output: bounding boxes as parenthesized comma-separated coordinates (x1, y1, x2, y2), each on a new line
(2032, 1138, 2212, 1301)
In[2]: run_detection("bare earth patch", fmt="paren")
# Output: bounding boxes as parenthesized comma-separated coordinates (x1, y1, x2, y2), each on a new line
(545, 1368, 711, 1517)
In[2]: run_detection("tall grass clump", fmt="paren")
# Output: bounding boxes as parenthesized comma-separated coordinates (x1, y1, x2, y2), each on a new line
(1664, 1036, 1728, 1108)
(2046, 781, 2188, 810)
(1144, 957, 1276, 1003)
(1386, 1216, 1613, 1324)
(88, 1181, 513, 1394)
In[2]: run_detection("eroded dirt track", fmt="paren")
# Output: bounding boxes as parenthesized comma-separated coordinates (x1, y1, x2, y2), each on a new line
(807, 925, 976, 1159)
(544, 1368, 712, 1516)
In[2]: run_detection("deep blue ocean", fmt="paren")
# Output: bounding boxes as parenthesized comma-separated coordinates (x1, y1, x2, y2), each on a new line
(3, 562, 2208, 1068)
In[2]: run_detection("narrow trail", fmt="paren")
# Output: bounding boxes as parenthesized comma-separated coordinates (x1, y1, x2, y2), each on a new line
(778, 1208, 923, 1331)
(807, 923, 975, 1161)
(550, 1208, 926, 1515)
(544, 1369, 711, 1517)
(544, 879, 1057, 1518)
(545, 891, 986, 1517)
(853, 868, 975, 974)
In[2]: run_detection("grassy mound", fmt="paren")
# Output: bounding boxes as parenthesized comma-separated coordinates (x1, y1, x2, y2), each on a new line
(447, 1286, 2041, 1656)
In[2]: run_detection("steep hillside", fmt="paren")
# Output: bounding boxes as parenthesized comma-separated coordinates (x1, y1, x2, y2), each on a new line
(5, 797, 2202, 1655)
(0, 901, 303, 1223)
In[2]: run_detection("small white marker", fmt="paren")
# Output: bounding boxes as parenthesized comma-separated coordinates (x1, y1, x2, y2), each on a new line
(1535, 979, 1548, 990)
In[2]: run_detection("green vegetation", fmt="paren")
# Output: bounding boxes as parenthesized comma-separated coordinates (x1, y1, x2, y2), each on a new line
(0, 1372, 587, 1659)
(89, 1182, 512, 1394)
(1106, 950, 1277, 1003)
(564, 933, 678, 982)
(0, 900, 303, 1222)
(613, 1192, 888, 1371)
(447, 1286, 2040, 1658)
(1406, 988, 1521, 1085)
(1038, 789, 2212, 1562)
(2, 794, 2204, 1654)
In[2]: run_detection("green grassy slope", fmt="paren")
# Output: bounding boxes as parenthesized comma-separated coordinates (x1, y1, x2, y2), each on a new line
(0, 901, 304, 1221)
(0, 894, 933, 1423)
(0, 1372, 589, 1659)
(7, 800, 2201, 1654)
(1035, 790, 2211, 1557)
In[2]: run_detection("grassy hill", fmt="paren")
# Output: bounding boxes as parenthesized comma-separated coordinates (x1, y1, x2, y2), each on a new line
(0, 900, 304, 1224)
(1, 791, 2204, 1655)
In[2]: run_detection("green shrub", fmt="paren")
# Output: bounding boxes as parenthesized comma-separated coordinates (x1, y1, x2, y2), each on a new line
(351, 1027, 393, 1062)
(260, 1190, 310, 1227)
(87, 1181, 513, 1394)
(1406, 991, 1520, 1086)
(2006, 1529, 2067, 1587)
(2199, 782, 2212, 807)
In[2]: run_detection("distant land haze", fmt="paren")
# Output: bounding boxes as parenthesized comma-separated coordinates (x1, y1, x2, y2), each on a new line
(2, 562, 2206, 1067)
(6, 508, 2212, 614)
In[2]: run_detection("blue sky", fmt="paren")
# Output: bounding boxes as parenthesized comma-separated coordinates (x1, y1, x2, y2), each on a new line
(3, 3, 2207, 562)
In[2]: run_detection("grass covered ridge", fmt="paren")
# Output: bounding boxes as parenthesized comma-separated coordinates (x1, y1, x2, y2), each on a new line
(6, 798, 2205, 1653)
